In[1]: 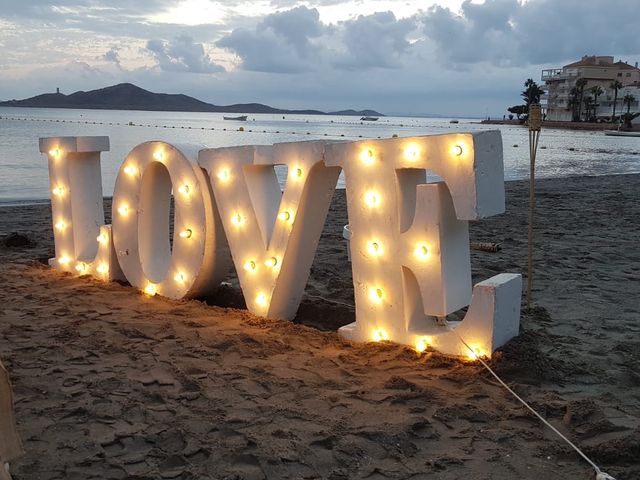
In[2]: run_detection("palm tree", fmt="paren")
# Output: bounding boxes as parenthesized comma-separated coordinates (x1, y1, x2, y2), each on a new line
(610, 80, 623, 120)
(583, 96, 594, 122)
(575, 78, 588, 121)
(568, 87, 580, 121)
(589, 85, 603, 120)
(521, 78, 545, 108)
(623, 94, 636, 114)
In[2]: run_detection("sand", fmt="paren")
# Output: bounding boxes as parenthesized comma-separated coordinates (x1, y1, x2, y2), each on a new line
(0, 174, 639, 480)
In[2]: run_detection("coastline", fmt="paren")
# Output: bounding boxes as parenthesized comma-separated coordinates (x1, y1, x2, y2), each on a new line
(0, 173, 639, 478)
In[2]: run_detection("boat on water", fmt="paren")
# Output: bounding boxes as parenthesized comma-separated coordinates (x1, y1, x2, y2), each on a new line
(604, 130, 640, 137)
(223, 115, 248, 121)
(360, 116, 378, 121)
(449, 119, 459, 124)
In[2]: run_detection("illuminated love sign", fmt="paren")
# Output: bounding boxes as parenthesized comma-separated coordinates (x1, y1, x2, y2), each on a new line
(40, 132, 521, 357)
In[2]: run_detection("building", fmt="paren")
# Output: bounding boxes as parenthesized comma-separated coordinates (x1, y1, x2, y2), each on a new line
(541, 55, 640, 121)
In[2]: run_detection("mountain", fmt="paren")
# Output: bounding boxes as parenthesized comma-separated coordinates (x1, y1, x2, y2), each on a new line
(0, 83, 383, 116)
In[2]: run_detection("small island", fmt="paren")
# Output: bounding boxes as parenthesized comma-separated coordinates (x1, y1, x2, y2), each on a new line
(0, 83, 383, 117)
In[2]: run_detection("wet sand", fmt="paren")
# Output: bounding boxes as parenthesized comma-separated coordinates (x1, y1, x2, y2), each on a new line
(0, 174, 639, 479)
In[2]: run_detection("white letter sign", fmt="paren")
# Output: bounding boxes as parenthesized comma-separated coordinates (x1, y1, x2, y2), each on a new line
(41, 132, 521, 357)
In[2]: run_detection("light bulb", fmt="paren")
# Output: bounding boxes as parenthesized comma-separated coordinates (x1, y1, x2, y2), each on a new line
(124, 164, 138, 176)
(265, 257, 278, 268)
(294, 168, 303, 179)
(52, 186, 65, 196)
(231, 213, 244, 226)
(118, 205, 129, 216)
(364, 190, 380, 208)
(368, 287, 384, 303)
(179, 229, 192, 239)
(97, 233, 108, 244)
(256, 292, 268, 307)
(244, 260, 257, 272)
(174, 272, 186, 283)
(465, 344, 488, 361)
(144, 283, 157, 296)
(278, 211, 291, 222)
(75, 262, 87, 273)
(217, 168, 231, 182)
(367, 241, 382, 256)
(153, 151, 164, 161)
(452, 144, 463, 157)
(415, 337, 430, 353)
(404, 143, 420, 161)
(58, 255, 71, 265)
(414, 244, 430, 261)
(178, 184, 190, 196)
(55, 220, 67, 231)
(372, 328, 388, 342)
(359, 148, 375, 165)
(49, 148, 62, 160)
(96, 263, 108, 274)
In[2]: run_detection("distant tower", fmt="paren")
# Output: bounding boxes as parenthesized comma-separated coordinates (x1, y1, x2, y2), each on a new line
(56, 88, 60, 94)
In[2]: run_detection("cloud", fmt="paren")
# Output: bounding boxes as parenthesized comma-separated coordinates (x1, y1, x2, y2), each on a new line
(217, 6, 418, 72)
(333, 11, 417, 69)
(216, 6, 327, 73)
(421, 0, 640, 66)
(103, 47, 121, 67)
(146, 35, 224, 73)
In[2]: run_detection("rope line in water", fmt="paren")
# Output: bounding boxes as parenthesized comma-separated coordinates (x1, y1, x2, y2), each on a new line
(0, 115, 470, 140)
(454, 331, 616, 480)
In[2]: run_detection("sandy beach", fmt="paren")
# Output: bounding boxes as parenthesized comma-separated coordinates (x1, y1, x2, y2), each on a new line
(0, 174, 639, 479)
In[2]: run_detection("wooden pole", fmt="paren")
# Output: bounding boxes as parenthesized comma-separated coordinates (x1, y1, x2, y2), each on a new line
(526, 104, 542, 309)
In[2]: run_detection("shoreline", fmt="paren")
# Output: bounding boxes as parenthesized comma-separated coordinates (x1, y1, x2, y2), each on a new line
(1, 173, 639, 478)
(480, 118, 640, 131)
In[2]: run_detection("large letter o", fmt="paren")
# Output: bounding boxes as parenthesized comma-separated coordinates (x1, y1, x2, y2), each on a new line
(112, 141, 230, 299)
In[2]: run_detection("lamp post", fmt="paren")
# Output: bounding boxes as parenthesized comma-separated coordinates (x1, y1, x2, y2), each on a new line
(526, 104, 542, 309)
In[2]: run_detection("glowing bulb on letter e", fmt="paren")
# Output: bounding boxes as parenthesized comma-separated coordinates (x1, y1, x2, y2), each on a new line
(55, 220, 67, 231)
(294, 167, 303, 179)
(404, 143, 420, 161)
(58, 255, 70, 265)
(368, 287, 384, 303)
(367, 240, 382, 256)
(52, 185, 65, 196)
(414, 244, 430, 261)
(178, 184, 190, 196)
(75, 262, 87, 273)
(364, 190, 380, 208)
(96, 233, 108, 244)
(49, 148, 62, 160)
(244, 260, 257, 272)
(360, 148, 375, 165)
(174, 272, 186, 284)
(179, 229, 192, 239)
(452, 144, 463, 157)
(153, 151, 164, 162)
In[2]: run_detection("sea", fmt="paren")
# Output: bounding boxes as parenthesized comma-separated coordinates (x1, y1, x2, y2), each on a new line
(1, 107, 639, 205)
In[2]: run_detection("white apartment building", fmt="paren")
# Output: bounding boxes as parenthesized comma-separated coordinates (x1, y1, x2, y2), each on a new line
(541, 55, 640, 121)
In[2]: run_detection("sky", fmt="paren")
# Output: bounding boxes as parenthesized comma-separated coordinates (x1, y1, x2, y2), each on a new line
(0, 0, 639, 116)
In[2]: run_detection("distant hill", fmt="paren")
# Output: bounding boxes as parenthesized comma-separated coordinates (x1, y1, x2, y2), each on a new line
(0, 83, 383, 117)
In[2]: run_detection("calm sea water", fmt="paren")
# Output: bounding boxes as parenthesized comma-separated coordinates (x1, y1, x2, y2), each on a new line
(1, 107, 639, 204)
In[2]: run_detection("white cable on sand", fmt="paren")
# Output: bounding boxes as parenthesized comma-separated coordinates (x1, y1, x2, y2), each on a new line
(454, 332, 616, 480)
